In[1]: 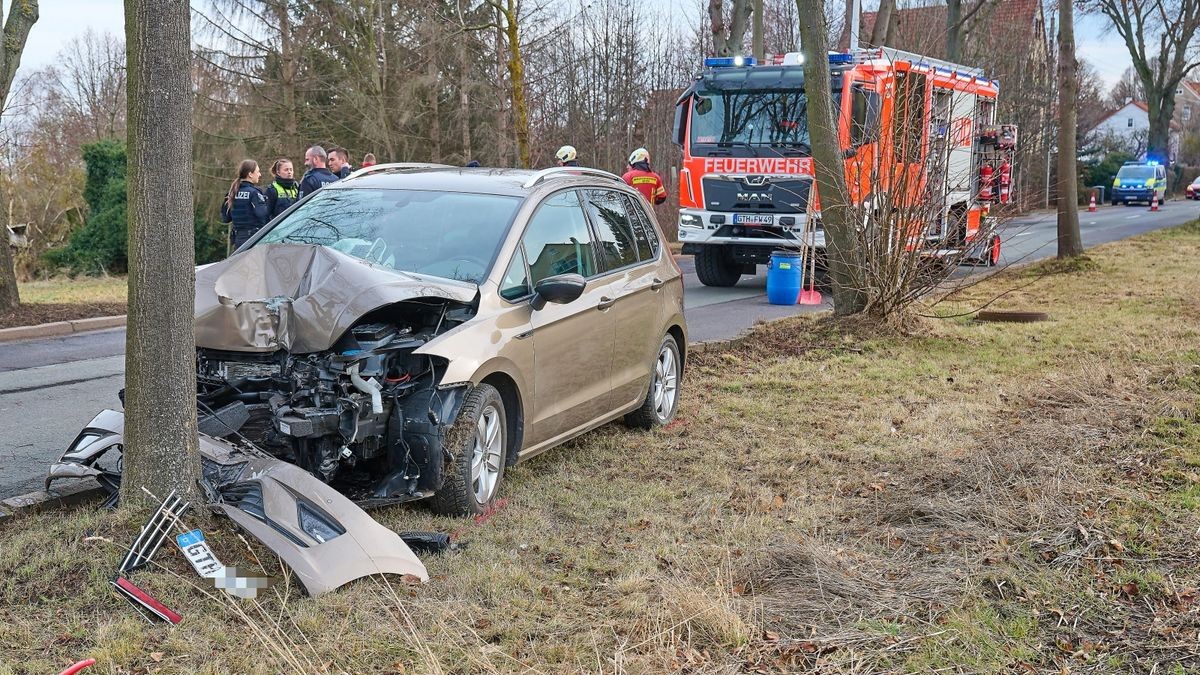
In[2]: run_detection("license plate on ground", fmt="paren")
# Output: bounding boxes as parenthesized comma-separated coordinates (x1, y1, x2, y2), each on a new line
(176, 529, 227, 579)
(733, 214, 774, 225)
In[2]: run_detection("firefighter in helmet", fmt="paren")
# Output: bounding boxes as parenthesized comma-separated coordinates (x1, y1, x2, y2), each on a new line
(621, 147, 667, 205)
(555, 145, 578, 167)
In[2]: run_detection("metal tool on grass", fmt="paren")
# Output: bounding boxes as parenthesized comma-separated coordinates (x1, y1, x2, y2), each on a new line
(798, 219, 823, 305)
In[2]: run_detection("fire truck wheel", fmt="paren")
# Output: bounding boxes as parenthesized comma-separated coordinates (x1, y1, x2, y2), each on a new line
(986, 235, 1001, 267)
(695, 246, 741, 287)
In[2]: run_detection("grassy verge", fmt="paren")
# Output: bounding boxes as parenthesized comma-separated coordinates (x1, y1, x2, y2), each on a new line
(18, 275, 127, 305)
(3, 225, 1200, 673)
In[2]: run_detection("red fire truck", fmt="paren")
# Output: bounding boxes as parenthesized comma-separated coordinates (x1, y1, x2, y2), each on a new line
(672, 48, 1014, 286)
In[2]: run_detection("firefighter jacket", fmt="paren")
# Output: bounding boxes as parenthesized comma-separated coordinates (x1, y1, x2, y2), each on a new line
(265, 178, 299, 219)
(220, 180, 269, 248)
(622, 163, 667, 205)
(298, 167, 339, 199)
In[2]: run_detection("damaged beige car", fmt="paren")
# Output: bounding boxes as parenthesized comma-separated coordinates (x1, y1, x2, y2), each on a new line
(51, 166, 687, 524)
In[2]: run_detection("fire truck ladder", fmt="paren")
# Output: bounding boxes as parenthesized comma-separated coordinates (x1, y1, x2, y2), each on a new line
(852, 47, 986, 80)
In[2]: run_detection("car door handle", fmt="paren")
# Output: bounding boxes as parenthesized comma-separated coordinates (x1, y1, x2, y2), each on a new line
(597, 296, 616, 310)
(650, 277, 665, 291)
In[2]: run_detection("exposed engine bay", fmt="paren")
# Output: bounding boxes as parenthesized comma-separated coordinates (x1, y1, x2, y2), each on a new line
(189, 243, 482, 506)
(195, 303, 472, 507)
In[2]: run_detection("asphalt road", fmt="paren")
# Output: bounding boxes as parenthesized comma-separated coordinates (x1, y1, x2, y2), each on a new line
(1, 201, 1196, 498)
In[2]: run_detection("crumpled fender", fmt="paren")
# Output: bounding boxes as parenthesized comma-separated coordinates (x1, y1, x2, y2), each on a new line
(46, 410, 429, 597)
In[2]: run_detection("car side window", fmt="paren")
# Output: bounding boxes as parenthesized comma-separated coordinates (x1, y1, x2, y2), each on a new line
(623, 195, 660, 260)
(582, 189, 640, 270)
(521, 190, 598, 285)
(499, 248, 531, 301)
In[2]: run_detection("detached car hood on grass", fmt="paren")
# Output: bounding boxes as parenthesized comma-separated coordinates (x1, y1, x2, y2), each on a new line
(195, 243, 478, 353)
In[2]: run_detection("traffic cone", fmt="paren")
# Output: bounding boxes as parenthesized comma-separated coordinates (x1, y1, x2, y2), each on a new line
(1088, 192, 1097, 212)
(1150, 192, 1159, 212)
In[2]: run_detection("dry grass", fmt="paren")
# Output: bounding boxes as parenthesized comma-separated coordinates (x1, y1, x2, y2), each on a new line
(18, 274, 128, 305)
(3, 224, 1200, 673)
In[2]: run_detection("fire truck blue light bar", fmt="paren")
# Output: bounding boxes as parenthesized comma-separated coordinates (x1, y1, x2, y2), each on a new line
(704, 56, 756, 67)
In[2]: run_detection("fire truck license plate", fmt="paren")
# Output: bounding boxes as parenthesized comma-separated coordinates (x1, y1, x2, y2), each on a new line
(733, 214, 774, 225)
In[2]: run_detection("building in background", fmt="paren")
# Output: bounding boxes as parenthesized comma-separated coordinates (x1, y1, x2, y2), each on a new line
(1083, 100, 1181, 162)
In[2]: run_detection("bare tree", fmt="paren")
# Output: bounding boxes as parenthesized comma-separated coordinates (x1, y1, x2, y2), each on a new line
(1094, 0, 1200, 163)
(797, 0, 864, 315)
(869, 0, 896, 47)
(946, 0, 995, 62)
(1057, 0, 1083, 257)
(485, 0, 532, 167)
(121, 0, 203, 507)
(0, 0, 38, 313)
(1107, 66, 1146, 107)
(709, 0, 754, 57)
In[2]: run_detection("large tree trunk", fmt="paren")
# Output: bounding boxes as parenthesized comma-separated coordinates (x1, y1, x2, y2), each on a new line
(1056, 0, 1083, 258)
(457, 15, 473, 163)
(0, 0, 39, 313)
(121, 0, 203, 508)
(870, 0, 896, 47)
(752, 0, 764, 60)
(946, 0, 962, 61)
(503, 7, 530, 168)
(709, 0, 728, 56)
(797, 0, 865, 315)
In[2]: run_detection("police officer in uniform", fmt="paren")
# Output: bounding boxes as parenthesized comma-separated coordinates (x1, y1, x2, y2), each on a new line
(265, 158, 299, 219)
(220, 159, 269, 252)
(299, 145, 340, 199)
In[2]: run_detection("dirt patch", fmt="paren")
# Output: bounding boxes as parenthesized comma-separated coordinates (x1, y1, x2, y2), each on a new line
(0, 302, 126, 329)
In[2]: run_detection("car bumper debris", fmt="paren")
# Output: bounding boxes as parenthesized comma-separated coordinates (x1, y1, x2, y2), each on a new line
(50, 409, 430, 598)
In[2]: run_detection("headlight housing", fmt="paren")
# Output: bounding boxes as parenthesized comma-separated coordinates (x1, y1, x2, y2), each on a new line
(680, 214, 703, 229)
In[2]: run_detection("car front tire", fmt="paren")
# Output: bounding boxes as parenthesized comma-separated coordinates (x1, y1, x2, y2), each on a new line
(429, 384, 506, 517)
(625, 334, 682, 430)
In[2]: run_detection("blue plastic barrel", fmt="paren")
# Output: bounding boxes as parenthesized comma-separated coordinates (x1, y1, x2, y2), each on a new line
(766, 250, 803, 305)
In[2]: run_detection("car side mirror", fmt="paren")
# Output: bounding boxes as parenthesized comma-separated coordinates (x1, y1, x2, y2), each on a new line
(530, 274, 586, 311)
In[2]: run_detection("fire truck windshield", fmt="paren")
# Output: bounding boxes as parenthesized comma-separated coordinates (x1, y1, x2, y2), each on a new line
(690, 88, 829, 152)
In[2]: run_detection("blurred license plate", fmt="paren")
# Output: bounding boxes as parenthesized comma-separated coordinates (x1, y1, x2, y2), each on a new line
(733, 214, 774, 225)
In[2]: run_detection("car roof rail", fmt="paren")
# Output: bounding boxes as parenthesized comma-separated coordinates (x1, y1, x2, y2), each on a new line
(521, 167, 624, 189)
(345, 162, 456, 179)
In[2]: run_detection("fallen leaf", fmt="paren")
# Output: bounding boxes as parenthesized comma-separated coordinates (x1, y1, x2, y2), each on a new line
(150, 652, 164, 663)
(1120, 582, 1139, 597)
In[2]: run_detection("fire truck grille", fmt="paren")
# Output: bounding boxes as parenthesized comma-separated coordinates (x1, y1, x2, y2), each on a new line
(701, 176, 811, 212)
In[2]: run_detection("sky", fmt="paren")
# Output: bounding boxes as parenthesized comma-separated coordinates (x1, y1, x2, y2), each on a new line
(19, 0, 1135, 91)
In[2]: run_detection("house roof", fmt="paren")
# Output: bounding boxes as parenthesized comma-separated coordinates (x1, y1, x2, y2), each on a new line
(1180, 80, 1200, 101)
(840, 0, 1041, 58)
(1089, 101, 1182, 132)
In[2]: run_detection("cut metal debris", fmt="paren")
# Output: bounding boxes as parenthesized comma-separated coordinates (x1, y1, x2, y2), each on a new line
(110, 489, 189, 624)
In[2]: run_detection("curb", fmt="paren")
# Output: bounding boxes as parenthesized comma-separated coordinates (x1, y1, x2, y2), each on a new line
(0, 314, 126, 343)
(0, 481, 106, 525)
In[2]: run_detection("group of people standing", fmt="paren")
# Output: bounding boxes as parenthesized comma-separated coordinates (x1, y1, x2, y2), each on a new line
(221, 145, 377, 249)
(221, 141, 667, 252)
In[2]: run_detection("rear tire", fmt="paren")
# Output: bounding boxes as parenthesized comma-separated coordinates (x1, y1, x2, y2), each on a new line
(625, 334, 682, 430)
(428, 384, 506, 517)
(695, 245, 741, 287)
